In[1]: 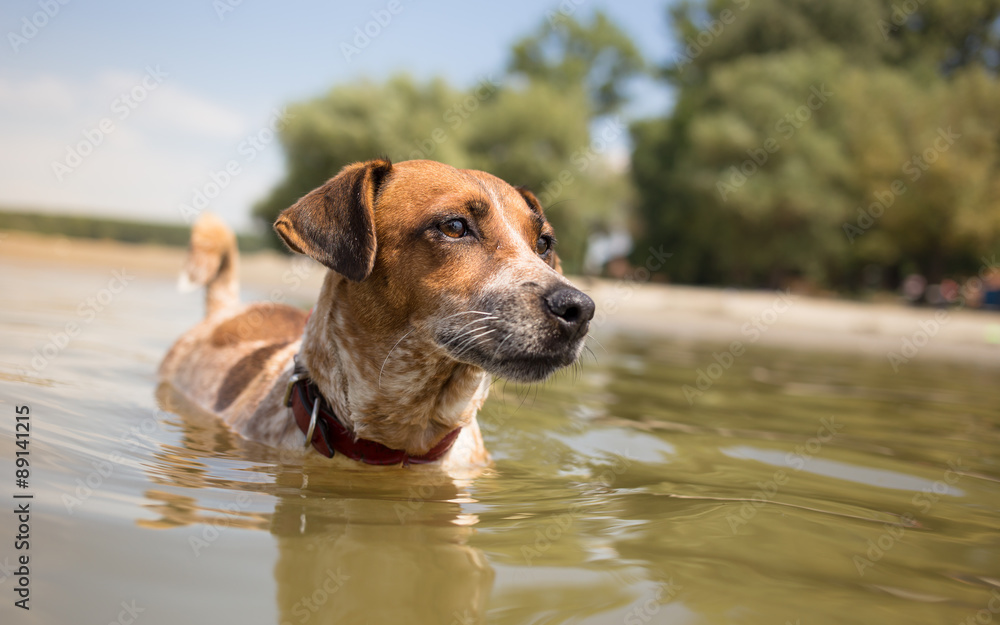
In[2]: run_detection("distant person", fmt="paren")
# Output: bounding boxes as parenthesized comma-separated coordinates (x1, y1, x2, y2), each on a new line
(583, 226, 633, 276)
(962, 277, 984, 308)
(983, 268, 1000, 310)
(939, 278, 959, 304)
(901, 273, 926, 305)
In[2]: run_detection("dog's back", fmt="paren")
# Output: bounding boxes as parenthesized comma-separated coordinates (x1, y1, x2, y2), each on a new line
(160, 214, 306, 441)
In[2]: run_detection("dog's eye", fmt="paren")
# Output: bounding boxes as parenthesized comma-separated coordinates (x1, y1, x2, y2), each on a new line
(438, 219, 468, 239)
(535, 236, 552, 255)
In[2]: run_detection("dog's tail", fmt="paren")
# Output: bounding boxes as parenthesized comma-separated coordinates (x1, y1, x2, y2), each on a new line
(178, 213, 239, 317)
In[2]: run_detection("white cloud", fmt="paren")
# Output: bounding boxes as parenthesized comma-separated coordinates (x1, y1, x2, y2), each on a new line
(0, 74, 76, 114)
(93, 68, 247, 138)
(146, 83, 248, 138)
(0, 70, 279, 229)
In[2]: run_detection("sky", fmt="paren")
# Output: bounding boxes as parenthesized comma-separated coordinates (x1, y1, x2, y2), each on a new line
(0, 0, 676, 230)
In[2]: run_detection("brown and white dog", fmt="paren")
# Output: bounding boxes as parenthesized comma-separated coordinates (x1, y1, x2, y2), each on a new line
(159, 158, 595, 472)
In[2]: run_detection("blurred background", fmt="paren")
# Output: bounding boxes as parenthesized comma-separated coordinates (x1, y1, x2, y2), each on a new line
(4, 4, 1000, 625)
(2, 0, 999, 297)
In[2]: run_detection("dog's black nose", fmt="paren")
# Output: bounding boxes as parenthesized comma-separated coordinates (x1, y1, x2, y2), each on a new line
(544, 287, 595, 331)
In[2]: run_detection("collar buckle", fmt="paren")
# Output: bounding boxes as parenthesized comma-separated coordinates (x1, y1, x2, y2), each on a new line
(285, 364, 462, 465)
(303, 397, 320, 448)
(283, 372, 307, 407)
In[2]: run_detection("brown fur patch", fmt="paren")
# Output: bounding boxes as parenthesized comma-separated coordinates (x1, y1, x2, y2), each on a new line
(211, 304, 308, 348)
(162, 159, 585, 469)
(215, 341, 290, 412)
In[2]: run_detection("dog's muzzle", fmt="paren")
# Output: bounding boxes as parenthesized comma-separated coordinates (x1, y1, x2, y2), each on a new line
(437, 283, 596, 382)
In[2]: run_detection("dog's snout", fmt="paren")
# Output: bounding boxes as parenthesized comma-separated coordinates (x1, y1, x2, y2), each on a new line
(544, 287, 595, 329)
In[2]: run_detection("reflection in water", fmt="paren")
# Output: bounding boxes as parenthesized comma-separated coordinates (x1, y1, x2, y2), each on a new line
(149, 383, 494, 625)
(2, 260, 997, 625)
(103, 335, 1000, 624)
(146, 328, 1000, 625)
(270, 493, 492, 624)
(473, 334, 1000, 625)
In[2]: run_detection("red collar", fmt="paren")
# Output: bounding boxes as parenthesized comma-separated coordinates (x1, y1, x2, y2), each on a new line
(285, 371, 461, 466)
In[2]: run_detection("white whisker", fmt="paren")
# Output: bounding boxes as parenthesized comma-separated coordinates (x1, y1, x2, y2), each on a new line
(492, 332, 515, 359)
(454, 328, 497, 355)
(450, 316, 499, 338)
(586, 334, 608, 353)
(441, 310, 493, 321)
(445, 322, 492, 350)
(378, 327, 416, 389)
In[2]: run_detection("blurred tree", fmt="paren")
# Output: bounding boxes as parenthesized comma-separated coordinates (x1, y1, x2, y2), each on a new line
(509, 9, 645, 115)
(256, 12, 642, 273)
(666, 0, 1000, 79)
(253, 75, 468, 229)
(463, 81, 611, 266)
(496, 10, 644, 267)
(666, 0, 887, 79)
(633, 0, 1000, 289)
(879, 0, 1000, 74)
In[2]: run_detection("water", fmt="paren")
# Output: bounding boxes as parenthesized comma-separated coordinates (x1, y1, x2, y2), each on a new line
(1, 259, 999, 625)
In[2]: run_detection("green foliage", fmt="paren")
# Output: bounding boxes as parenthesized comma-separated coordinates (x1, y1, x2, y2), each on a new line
(252, 76, 470, 229)
(667, 0, 887, 78)
(509, 9, 645, 115)
(879, 0, 1000, 73)
(634, 0, 1000, 288)
(463, 81, 629, 265)
(255, 12, 643, 272)
(667, 0, 1000, 78)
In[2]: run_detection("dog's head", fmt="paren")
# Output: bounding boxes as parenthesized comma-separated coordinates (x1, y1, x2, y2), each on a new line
(274, 158, 594, 382)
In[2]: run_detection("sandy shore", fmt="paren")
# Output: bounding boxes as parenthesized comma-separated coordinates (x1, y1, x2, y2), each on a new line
(3, 230, 999, 367)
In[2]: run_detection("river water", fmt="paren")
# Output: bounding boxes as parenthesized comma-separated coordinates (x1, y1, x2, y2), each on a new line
(1, 258, 998, 625)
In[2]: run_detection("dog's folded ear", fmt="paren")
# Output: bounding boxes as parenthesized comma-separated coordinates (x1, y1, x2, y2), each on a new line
(274, 158, 392, 282)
